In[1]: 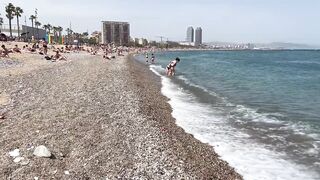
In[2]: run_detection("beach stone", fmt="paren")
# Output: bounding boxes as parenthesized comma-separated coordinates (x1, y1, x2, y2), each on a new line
(33, 145, 52, 158)
(20, 158, 30, 166)
(64, 170, 70, 175)
(9, 149, 20, 157)
(13, 156, 24, 163)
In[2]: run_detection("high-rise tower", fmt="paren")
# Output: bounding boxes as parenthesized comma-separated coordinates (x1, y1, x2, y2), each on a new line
(186, 26, 194, 43)
(195, 27, 202, 46)
(101, 21, 130, 45)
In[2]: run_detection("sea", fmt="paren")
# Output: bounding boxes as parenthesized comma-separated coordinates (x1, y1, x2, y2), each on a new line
(136, 50, 320, 180)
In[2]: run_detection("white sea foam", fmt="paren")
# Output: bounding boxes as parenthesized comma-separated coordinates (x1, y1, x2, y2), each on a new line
(149, 65, 320, 180)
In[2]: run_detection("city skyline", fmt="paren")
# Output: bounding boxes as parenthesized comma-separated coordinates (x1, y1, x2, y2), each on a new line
(1, 0, 320, 45)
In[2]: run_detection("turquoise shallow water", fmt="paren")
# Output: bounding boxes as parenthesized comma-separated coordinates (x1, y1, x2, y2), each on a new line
(137, 50, 320, 179)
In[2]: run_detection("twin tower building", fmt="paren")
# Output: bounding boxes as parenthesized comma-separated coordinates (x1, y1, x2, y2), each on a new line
(187, 26, 202, 46)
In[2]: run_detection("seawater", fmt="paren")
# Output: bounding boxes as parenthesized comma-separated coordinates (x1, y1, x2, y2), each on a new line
(136, 50, 320, 180)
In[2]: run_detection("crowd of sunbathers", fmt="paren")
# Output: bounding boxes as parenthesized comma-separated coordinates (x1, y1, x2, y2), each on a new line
(1, 39, 161, 64)
(0, 39, 68, 62)
(82, 43, 129, 60)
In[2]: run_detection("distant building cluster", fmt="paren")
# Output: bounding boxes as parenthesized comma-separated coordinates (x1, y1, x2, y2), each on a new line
(209, 43, 255, 50)
(182, 26, 202, 46)
(101, 21, 130, 45)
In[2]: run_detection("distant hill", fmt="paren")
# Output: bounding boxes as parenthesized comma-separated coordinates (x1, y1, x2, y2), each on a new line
(205, 41, 320, 49)
(254, 42, 320, 49)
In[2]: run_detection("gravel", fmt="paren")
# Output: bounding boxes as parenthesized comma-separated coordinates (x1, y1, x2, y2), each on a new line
(0, 53, 242, 179)
(0, 59, 23, 69)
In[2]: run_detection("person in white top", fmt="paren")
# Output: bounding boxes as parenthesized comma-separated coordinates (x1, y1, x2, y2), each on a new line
(166, 57, 180, 76)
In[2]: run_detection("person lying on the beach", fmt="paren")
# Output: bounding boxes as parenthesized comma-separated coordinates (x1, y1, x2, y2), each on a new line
(23, 45, 36, 53)
(166, 57, 180, 76)
(103, 54, 115, 60)
(1, 45, 11, 57)
(0, 50, 8, 58)
(65, 45, 71, 51)
(44, 55, 54, 60)
(38, 49, 45, 55)
(52, 51, 67, 61)
(12, 45, 22, 53)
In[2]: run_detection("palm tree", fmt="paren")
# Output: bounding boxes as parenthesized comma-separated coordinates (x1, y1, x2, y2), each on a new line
(0, 14, 3, 33)
(5, 3, 15, 37)
(47, 24, 52, 34)
(14, 7, 23, 37)
(43, 24, 49, 33)
(53, 26, 59, 42)
(35, 21, 41, 39)
(83, 32, 89, 37)
(29, 15, 36, 37)
(57, 26, 63, 39)
(66, 28, 73, 44)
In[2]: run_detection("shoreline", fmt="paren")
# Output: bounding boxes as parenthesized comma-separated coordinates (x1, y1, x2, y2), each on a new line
(126, 54, 242, 179)
(0, 51, 241, 179)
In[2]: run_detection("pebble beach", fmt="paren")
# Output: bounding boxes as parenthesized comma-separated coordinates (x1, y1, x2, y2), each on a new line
(0, 48, 242, 179)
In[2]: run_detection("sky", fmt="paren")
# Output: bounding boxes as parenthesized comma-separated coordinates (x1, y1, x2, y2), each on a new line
(1, 0, 320, 45)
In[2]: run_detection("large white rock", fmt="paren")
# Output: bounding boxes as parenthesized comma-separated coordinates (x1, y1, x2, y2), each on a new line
(33, 145, 52, 158)
(9, 149, 20, 157)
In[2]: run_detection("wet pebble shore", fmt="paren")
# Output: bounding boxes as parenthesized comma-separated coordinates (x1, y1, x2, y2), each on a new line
(0, 54, 242, 179)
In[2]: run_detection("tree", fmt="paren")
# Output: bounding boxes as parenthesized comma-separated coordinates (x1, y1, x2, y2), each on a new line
(57, 26, 63, 38)
(29, 15, 36, 37)
(66, 28, 73, 44)
(14, 7, 23, 37)
(43, 24, 49, 33)
(47, 24, 52, 34)
(53, 26, 59, 42)
(0, 13, 3, 33)
(35, 21, 41, 39)
(82, 32, 89, 37)
(35, 21, 41, 28)
(5, 3, 15, 37)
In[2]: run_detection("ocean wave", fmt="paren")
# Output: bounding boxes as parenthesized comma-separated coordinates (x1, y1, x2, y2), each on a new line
(149, 64, 320, 179)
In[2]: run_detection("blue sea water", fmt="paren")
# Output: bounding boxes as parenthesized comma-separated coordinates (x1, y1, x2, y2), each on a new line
(137, 50, 320, 180)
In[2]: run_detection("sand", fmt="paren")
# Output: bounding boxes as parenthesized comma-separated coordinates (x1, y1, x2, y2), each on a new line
(0, 50, 242, 179)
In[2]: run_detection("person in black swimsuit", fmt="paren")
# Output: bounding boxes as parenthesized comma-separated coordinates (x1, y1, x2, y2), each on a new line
(166, 57, 180, 76)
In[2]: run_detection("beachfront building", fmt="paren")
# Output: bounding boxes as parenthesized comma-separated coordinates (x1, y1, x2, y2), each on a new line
(195, 27, 202, 46)
(21, 25, 46, 40)
(0, 24, 46, 40)
(101, 21, 130, 46)
(186, 26, 194, 43)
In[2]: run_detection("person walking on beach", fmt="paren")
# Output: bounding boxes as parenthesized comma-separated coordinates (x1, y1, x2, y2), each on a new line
(166, 57, 180, 76)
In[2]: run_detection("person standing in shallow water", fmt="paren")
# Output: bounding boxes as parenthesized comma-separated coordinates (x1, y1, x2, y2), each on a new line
(151, 53, 155, 64)
(145, 52, 149, 63)
(166, 57, 180, 76)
